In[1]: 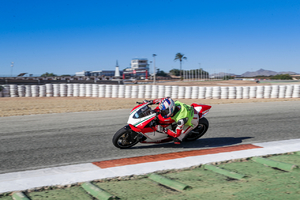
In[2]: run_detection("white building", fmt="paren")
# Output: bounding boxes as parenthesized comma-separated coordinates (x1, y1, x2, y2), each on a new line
(75, 71, 90, 76)
(130, 58, 149, 70)
(75, 70, 115, 77)
(123, 58, 149, 79)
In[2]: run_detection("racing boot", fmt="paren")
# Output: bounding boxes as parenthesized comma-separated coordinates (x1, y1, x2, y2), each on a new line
(173, 137, 181, 144)
(163, 128, 182, 144)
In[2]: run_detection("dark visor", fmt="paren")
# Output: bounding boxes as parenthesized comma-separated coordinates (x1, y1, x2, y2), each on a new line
(161, 109, 169, 117)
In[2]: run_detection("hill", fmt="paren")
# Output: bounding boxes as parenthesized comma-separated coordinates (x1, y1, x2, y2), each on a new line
(241, 69, 297, 77)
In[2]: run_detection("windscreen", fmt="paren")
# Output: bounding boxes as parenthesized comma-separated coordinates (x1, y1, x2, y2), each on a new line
(133, 106, 152, 119)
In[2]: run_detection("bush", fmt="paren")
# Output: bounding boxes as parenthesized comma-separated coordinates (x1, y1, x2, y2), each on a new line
(41, 72, 57, 77)
(269, 74, 292, 80)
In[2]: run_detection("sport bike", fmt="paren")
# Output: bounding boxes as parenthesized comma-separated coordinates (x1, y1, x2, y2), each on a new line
(112, 101, 211, 149)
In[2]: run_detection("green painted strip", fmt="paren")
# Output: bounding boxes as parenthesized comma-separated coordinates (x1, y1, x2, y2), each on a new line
(81, 182, 115, 200)
(148, 173, 191, 191)
(12, 192, 30, 200)
(203, 165, 245, 180)
(252, 157, 298, 172)
(134, 116, 153, 127)
(130, 107, 140, 115)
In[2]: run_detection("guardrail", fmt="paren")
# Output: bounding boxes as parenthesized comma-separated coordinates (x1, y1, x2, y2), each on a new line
(0, 84, 299, 99)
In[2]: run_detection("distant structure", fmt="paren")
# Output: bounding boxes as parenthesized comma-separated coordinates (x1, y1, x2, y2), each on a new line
(75, 61, 122, 78)
(75, 71, 89, 76)
(75, 70, 115, 77)
(123, 58, 149, 79)
(114, 60, 121, 77)
(75, 58, 149, 80)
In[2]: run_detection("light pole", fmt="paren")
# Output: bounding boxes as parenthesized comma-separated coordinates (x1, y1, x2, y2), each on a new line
(153, 54, 157, 85)
(11, 62, 14, 77)
(198, 63, 201, 80)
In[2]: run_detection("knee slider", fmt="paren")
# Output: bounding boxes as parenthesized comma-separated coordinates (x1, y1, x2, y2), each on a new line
(177, 118, 187, 128)
(177, 119, 184, 126)
(177, 118, 188, 126)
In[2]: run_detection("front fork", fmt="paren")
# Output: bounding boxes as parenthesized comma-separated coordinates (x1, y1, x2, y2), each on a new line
(124, 125, 147, 142)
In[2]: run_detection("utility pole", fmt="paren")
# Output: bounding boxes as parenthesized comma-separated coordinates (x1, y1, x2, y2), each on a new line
(153, 54, 157, 85)
(11, 62, 14, 77)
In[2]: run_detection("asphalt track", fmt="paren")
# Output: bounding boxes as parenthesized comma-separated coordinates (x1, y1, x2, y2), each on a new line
(0, 101, 299, 174)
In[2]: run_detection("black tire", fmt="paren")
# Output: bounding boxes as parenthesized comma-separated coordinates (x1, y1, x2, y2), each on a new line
(112, 127, 139, 149)
(185, 117, 209, 141)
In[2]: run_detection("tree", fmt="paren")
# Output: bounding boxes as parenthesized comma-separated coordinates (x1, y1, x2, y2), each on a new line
(174, 53, 187, 80)
(169, 69, 181, 76)
(156, 68, 168, 77)
(223, 75, 234, 80)
(41, 72, 57, 77)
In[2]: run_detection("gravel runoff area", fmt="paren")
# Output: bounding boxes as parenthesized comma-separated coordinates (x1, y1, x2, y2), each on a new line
(1, 80, 300, 117)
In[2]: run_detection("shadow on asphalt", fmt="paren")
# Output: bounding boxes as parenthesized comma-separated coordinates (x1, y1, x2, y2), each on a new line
(130, 137, 253, 150)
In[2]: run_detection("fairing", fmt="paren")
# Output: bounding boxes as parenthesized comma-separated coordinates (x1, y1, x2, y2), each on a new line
(127, 103, 172, 143)
(191, 103, 212, 118)
(127, 102, 211, 143)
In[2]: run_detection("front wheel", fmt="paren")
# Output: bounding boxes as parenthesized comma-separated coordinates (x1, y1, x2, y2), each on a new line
(185, 117, 209, 141)
(112, 127, 139, 149)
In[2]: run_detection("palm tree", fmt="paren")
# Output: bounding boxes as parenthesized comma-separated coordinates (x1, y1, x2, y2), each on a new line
(174, 53, 187, 80)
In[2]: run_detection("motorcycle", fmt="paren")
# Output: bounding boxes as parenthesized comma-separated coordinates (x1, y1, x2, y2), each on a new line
(112, 101, 212, 149)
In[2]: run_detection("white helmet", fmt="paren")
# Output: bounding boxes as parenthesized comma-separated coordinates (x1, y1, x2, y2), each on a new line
(159, 97, 175, 118)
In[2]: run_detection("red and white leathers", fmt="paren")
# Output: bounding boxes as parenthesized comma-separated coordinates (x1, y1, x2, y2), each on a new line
(148, 98, 199, 143)
(164, 107, 199, 142)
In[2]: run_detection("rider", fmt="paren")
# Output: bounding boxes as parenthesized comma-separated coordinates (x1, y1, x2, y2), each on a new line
(147, 97, 199, 144)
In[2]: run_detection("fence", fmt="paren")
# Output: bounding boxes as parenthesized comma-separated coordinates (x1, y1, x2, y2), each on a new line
(1, 84, 300, 99)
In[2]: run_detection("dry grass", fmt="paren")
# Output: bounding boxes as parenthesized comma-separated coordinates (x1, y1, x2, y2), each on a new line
(1, 80, 299, 117)
(1, 96, 299, 117)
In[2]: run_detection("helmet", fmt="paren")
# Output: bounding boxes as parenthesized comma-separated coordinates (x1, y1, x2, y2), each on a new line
(159, 97, 175, 118)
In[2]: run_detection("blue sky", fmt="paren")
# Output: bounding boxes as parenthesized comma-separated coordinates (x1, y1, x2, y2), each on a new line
(1, 0, 299, 76)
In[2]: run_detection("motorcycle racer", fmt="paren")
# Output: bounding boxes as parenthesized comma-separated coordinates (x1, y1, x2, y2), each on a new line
(146, 97, 199, 144)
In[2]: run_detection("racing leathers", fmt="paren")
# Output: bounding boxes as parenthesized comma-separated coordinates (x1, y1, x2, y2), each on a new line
(150, 98, 199, 143)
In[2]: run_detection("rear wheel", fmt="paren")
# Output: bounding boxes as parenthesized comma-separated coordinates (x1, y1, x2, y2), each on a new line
(112, 127, 139, 149)
(185, 118, 209, 141)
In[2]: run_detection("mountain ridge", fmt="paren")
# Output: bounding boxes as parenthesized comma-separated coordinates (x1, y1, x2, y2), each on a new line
(210, 69, 298, 77)
(241, 68, 298, 77)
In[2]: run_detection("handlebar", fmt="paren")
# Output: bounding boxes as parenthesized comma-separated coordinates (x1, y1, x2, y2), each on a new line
(137, 100, 154, 105)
